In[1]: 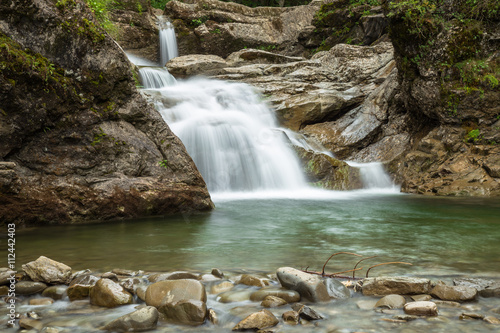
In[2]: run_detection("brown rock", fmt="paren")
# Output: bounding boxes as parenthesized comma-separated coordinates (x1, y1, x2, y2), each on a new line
(261, 295, 287, 308)
(375, 294, 406, 309)
(210, 281, 234, 294)
(403, 301, 438, 316)
(42, 285, 68, 300)
(148, 271, 199, 283)
(232, 309, 279, 331)
(159, 300, 207, 326)
(250, 288, 300, 303)
(276, 267, 330, 302)
(484, 316, 500, 324)
(362, 277, 432, 296)
(22, 256, 72, 284)
(237, 274, 269, 288)
(145, 279, 206, 308)
(89, 279, 133, 308)
(16, 281, 47, 295)
(67, 275, 99, 301)
(282, 310, 300, 325)
(29, 298, 54, 306)
(291, 303, 324, 321)
(19, 318, 43, 330)
(103, 306, 159, 331)
(431, 284, 477, 302)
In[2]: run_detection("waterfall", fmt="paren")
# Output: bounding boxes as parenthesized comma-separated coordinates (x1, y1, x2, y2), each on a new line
(138, 68, 177, 89)
(158, 18, 178, 67)
(346, 161, 396, 189)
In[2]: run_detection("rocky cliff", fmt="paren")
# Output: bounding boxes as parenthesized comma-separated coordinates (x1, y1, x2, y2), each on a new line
(0, 0, 213, 226)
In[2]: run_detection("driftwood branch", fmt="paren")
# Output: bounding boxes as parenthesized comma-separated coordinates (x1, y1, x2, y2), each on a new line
(352, 256, 377, 279)
(321, 252, 362, 276)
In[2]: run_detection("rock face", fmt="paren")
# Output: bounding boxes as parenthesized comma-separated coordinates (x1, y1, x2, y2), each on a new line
(89, 279, 134, 307)
(276, 267, 330, 302)
(22, 256, 72, 284)
(362, 277, 432, 296)
(0, 0, 213, 225)
(164, 0, 319, 58)
(103, 306, 159, 332)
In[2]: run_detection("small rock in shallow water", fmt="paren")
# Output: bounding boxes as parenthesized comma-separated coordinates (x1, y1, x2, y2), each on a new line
(232, 309, 279, 331)
(282, 310, 300, 325)
(67, 275, 99, 301)
(250, 288, 300, 303)
(276, 267, 330, 302)
(16, 281, 47, 295)
(19, 318, 43, 330)
(103, 306, 159, 332)
(404, 301, 438, 316)
(292, 303, 324, 321)
(261, 295, 287, 308)
(411, 294, 432, 302)
(375, 294, 406, 309)
(148, 271, 199, 283)
(460, 312, 484, 320)
(432, 300, 461, 308)
(145, 279, 206, 308)
(208, 308, 218, 325)
(136, 285, 147, 301)
(22, 256, 72, 285)
(211, 268, 224, 278)
(484, 316, 500, 324)
(29, 297, 54, 306)
(42, 285, 67, 300)
(431, 284, 477, 302)
(210, 281, 234, 294)
(159, 300, 207, 326)
(217, 289, 253, 303)
(324, 278, 350, 299)
(101, 272, 118, 282)
(362, 277, 431, 296)
(111, 268, 137, 276)
(89, 278, 133, 308)
(238, 274, 269, 287)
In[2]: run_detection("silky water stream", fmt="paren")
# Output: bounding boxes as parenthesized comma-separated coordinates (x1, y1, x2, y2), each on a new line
(2, 19, 500, 333)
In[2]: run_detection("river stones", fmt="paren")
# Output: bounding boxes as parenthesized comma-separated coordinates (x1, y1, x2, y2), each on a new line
(232, 309, 279, 331)
(404, 301, 438, 316)
(148, 271, 199, 283)
(261, 296, 287, 308)
(453, 278, 500, 298)
(431, 284, 478, 302)
(16, 281, 47, 295)
(210, 281, 234, 294)
(282, 310, 300, 325)
(19, 318, 43, 330)
(217, 290, 253, 303)
(42, 285, 68, 300)
(103, 306, 159, 332)
(67, 274, 99, 301)
(211, 268, 224, 278)
(250, 288, 300, 303)
(237, 274, 269, 287)
(484, 316, 500, 324)
(89, 278, 133, 308)
(292, 303, 324, 321)
(276, 267, 330, 302)
(324, 278, 350, 299)
(145, 279, 206, 308)
(29, 297, 54, 305)
(362, 277, 432, 296)
(0, 270, 16, 285)
(159, 300, 207, 326)
(22, 256, 72, 285)
(208, 308, 218, 325)
(375, 294, 406, 309)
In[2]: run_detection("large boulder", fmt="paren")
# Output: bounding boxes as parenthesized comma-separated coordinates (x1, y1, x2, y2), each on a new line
(276, 267, 330, 302)
(22, 256, 72, 285)
(362, 277, 432, 296)
(0, 0, 213, 225)
(89, 279, 134, 308)
(145, 279, 207, 308)
(103, 306, 159, 332)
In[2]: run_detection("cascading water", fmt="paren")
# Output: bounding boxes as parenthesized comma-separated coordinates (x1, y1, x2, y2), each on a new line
(346, 161, 397, 189)
(158, 17, 178, 67)
(138, 68, 177, 89)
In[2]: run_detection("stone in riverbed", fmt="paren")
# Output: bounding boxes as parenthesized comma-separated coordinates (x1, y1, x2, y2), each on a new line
(136, 286, 147, 302)
(453, 278, 500, 298)
(208, 308, 218, 325)
(103, 306, 159, 332)
(324, 278, 350, 299)
(0, 270, 16, 285)
(211, 268, 224, 278)
(159, 300, 207, 326)
(16, 281, 47, 295)
(362, 277, 432, 296)
(282, 310, 300, 325)
(430, 284, 477, 302)
(210, 281, 234, 294)
(29, 297, 54, 306)
(89, 278, 133, 308)
(42, 285, 68, 300)
(410, 294, 432, 302)
(237, 274, 269, 287)
(148, 271, 199, 283)
(145, 279, 206, 308)
(67, 274, 100, 301)
(276, 267, 329, 302)
(291, 303, 324, 321)
(232, 309, 279, 331)
(250, 288, 300, 303)
(22, 256, 72, 284)
(484, 316, 500, 324)
(261, 295, 287, 308)
(375, 294, 406, 309)
(111, 268, 138, 277)
(19, 318, 43, 330)
(217, 289, 253, 303)
(403, 301, 438, 316)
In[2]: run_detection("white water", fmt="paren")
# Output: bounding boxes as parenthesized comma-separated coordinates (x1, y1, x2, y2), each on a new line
(158, 18, 178, 66)
(138, 67, 177, 88)
(347, 161, 398, 190)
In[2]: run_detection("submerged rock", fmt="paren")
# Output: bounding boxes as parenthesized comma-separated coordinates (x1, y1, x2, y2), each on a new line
(430, 284, 478, 302)
(375, 294, 406, 309)
(22, 256, 72, 285)
(237, 274, 269, 288)
(291, 303, 324, 321)
(42, 285, 68, 300)
(362, 277, 432, 296)
(261, 295, 287, 308)
(250, 288, 300, 303)
(276, 267, 330, 302)
(232, 309, 279, 331)
(103, 306, 159, 332)
(282, 310, 300, 325)
(145, 279, 207, 308)
(89, 279, 133, 308)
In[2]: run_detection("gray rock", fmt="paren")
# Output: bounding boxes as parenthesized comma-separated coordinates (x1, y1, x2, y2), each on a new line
(111, 269, 138, 277)
(159, 300, 207, 326)
(276, 267, 330, 302)
(431, 284, 478, 302)
(167, 55, 227, 77)
(41, 285, 67, 300)
(404, 301, 438, 316)
(282, 310, 300, 325)
(261, 295, 287, 308)
(103, 306, 159, 332)
(362, 277, 432, 296)
(375, 294, 406, 309)
(136, 285, 148, 302)
(101, 272, 119, 282)
(324, 278, 350, 299)
(211, 268, 224, 278)
(16, 281, 47, 295)
(232, 309, 279, 331)
(250, 288, 300, 303)
(453, 278, 500, 298)
(291, 303, 324, 321)
(145, 279, 206, 308)
(89, 279, 133, 308)
(22, 256, 72, 284)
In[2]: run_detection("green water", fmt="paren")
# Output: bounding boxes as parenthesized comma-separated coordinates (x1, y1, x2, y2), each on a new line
(7, 192, 500, 277)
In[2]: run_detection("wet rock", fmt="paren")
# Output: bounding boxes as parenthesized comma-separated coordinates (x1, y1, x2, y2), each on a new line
(67, 275, 100, 301)
(362, 277, 432, 296)
(103, 306, 159, 332)
(484, 316, 500, 324)
(120, 278, 142, 294)
(460, 312, 484, 320)
(112, 269, 138, 277)
(211, 268, 224, 278)
(22, 256, 72, 285)
(291, 303, 324, 321)
(356, 299, 378, 310)
(16, 281, 47, 295)
(261, 295, 287, 308)
(410, 294, 432, 302)
(232, 309, 279, 331)
(148, 271, 199, 283)
(276, 267, 330, 302)
(403, 301, 438, 316)
(167, 55, 228, 77)
(29, 298, 54, 306)
(199, 274, 220, 281)
(431, 284, 477, 302)
(208, 308, 218, 325)
(19, 318, 43, 330)
(238, 274, 269, 288)
(41, 285, 67, 300)
(210, 281, 235, 294)
(432, 300, 461, 308)
(0, 270, 16, 285)
(0, 285, 8, 295)
(145, 279, 206, 308)
(136, 285, 147, 302)
(217, 290, 253, 303)
(282, 310, 300, 325)
(393, 314, 419, 321)
(453, 278, 500, 298)
(375, 294, 406, 309)
(101, 272, 119, 282)
(250, 288, 300, 303)
(324, 278, 351, 299)
(159, 300, 207, 326)
(89, 279, 133, 308)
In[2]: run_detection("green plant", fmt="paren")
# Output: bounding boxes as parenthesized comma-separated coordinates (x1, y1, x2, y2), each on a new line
(151, 0, 171, 10)
(465, 129, 481, 143)
(158, 159, 169, 168)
